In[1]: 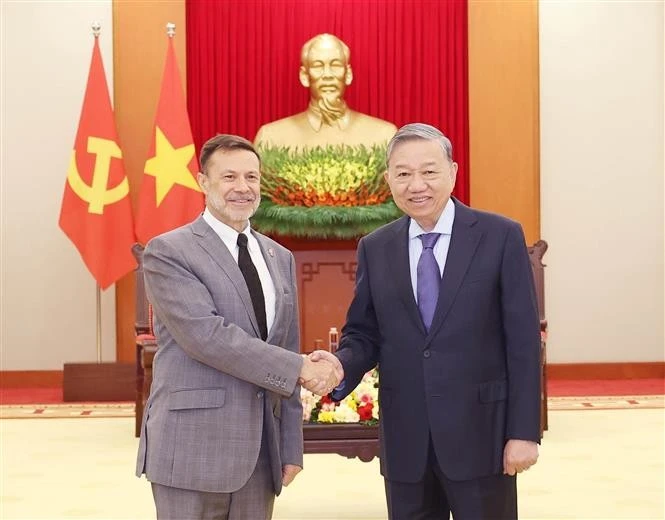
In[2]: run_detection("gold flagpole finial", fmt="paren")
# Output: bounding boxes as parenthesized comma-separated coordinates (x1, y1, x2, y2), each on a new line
(91, 22, 101, 38)
(166, 22, 176, 38)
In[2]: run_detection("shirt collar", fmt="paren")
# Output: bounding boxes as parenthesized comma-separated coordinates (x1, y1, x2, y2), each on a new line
(202, 207, 252, 249)
(408, 198, 456, 240)
(306, 101, 351, 132)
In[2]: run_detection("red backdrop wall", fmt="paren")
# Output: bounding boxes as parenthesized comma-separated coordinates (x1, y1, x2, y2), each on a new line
(186, 0, 469, 203)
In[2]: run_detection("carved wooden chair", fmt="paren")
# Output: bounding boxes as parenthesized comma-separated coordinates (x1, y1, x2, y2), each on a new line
(527, 239, 549, 435)
(132, 244, 158, 437)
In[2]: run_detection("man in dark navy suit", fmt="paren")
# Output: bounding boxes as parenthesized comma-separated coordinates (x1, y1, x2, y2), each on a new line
(316, 123, 541, 519)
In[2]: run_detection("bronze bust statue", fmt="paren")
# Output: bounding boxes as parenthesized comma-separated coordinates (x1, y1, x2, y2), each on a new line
(254, 33, 397, 149)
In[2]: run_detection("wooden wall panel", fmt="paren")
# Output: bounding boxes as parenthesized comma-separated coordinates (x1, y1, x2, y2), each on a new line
(295, 251, 357, 353)
(113, 1, 185, 362)
(468, 0, 540, 244)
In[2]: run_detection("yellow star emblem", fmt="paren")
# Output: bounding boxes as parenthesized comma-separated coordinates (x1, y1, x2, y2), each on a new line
(144, 127, 201, 205)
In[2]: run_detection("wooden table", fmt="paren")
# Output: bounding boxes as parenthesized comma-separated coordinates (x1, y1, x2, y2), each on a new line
(304, 423, 379, 462)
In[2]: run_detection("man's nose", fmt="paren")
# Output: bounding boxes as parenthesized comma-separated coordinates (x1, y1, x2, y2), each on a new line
(321, 64, 334, 77)
(233, 177, 250, 191)
(408, 173, 427, 191)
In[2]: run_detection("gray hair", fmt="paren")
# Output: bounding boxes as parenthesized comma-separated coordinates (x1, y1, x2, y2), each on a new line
(386, 123, 454, 165)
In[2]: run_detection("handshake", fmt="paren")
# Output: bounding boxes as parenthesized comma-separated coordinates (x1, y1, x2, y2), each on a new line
(298, 350, 344, 396)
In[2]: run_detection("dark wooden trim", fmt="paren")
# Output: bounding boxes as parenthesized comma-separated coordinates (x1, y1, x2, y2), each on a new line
(0, 370, 63, 388)
(304, 424, 379, 462)
(549, 362, 665, 380)
(270, 236, 359, 251)
(63, 363, 135, 402)
(304, 423, 378, 440)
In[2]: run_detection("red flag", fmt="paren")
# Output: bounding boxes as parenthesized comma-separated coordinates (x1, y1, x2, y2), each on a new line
(135, 37, 204, 244)
(59, 37, 137, 290)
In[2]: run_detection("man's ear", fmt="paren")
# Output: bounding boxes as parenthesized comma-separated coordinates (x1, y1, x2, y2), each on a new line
(383, 169, 389, 182)
(345, 65, 353, 86)
(299, 66, 310, 88)
(197, 172, 209, 194)
(450, 162, 458, 187)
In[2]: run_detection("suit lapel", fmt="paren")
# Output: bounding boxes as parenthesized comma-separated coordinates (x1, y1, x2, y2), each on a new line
(386, 216, 427, 335)
(425, 201, 482, 345)
(253, 232, 285, 343)
(191, 217, 261, 337)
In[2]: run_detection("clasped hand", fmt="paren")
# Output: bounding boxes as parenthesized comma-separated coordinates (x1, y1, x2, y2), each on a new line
(298, 350, 344, 396)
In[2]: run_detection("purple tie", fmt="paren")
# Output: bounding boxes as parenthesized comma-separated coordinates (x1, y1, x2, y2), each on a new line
(417, 233, 441, 332)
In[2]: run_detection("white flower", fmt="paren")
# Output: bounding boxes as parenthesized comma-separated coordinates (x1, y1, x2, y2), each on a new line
(332, 402, 360, 423)
(300, 388, 318, 421)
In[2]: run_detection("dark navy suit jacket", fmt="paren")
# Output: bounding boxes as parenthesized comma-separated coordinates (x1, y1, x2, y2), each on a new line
(335, 198, 541, 483)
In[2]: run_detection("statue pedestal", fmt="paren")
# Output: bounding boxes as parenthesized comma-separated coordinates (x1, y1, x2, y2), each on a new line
(276, 237, 358, 353)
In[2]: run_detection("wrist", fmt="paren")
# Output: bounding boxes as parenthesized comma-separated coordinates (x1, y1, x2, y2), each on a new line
(300, 355, 312, 378)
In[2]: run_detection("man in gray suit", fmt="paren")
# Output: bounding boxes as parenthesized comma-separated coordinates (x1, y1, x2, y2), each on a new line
(136, 134, 339, 520)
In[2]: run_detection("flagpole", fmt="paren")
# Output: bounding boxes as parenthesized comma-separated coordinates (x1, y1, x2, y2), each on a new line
(92, 21, 102, 364)
(96, 284, 102, 363)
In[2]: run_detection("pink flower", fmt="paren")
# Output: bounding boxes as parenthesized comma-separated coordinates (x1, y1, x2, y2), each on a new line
(358, 392, 373, 404)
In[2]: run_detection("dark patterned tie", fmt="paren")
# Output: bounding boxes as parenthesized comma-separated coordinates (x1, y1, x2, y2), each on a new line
(237, 233, 267, 340)
(417, 233, 442, 332)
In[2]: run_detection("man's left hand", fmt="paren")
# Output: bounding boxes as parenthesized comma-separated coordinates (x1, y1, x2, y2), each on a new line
(282, 464, 302, 486)
(503, 439, 538, 476)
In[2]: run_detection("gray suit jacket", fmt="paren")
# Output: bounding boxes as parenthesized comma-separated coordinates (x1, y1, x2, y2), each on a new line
(135, 216, 304, 495)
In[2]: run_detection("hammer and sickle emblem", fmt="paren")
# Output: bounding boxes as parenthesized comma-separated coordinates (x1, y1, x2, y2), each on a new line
(66, 136, 129, 214)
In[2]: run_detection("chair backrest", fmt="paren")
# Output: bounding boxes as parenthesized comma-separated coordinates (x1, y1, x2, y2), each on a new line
(132, 244, 151, 336)
(527, 239, 548, 324)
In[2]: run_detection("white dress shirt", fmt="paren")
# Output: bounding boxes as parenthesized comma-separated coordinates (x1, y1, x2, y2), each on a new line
(202, 208, 276, 334)
(408, 198, 456, 303)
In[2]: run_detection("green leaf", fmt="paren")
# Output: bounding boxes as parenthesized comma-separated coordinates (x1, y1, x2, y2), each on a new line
(252, 200, 403, 239)
(254, 144, 400, 239)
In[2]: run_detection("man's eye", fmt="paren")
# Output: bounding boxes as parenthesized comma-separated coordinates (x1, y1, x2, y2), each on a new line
(397, 171, 409, 177)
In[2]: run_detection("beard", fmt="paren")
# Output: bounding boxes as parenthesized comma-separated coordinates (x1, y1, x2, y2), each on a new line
(208, 191, 260, 227)
(316, 94, 347, 125)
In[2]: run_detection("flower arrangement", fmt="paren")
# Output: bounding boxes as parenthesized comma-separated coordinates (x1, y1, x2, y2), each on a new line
(252, 145, 403, 239)
(301, 369, 379, 425)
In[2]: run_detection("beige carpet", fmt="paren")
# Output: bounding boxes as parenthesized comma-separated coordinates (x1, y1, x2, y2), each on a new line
(1, 395, 662, 419)
(1, 409, 664, 519)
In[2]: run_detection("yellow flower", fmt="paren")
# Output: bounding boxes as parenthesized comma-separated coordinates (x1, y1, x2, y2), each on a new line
(317, 410, 335, 423)
(344, 395, 358, 411)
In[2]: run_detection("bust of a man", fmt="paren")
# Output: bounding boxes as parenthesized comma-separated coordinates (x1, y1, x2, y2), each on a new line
(254, 33, 397, 149)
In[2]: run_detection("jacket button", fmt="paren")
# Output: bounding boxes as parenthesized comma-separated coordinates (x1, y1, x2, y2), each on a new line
(423, 350, 431, 358)
(257, 391, 264, 399)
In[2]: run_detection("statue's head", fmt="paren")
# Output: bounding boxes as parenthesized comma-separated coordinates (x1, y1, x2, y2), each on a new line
(299, 34, 353, 122)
